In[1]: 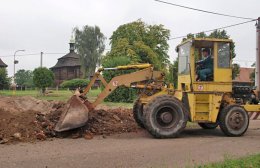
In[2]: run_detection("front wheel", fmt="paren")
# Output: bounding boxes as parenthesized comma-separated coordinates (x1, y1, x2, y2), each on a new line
(219, 105, 249, 137)
(133, 99, 145, 128)
(143, 95, 188, 138)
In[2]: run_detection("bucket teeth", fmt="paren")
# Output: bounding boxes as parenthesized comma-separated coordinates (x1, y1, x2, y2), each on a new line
(55, 95, 90, 132)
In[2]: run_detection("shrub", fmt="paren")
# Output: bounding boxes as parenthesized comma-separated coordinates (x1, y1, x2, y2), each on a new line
(33, 67, 54, 94)
(0, 68, 10, 90)
(102, 56, 137, 103)
(60, 79, 90, 90)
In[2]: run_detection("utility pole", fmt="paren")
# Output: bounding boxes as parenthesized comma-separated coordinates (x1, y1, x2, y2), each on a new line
(13, 49, 25, 95)
(256, 17, 260, 95)
(40, 52, 43, 67)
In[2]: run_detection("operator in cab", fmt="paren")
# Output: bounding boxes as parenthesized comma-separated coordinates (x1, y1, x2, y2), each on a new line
(196, 48, 213, 81)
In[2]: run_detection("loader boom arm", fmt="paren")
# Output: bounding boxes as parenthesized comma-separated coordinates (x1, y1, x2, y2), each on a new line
(82, 64, 164, 108)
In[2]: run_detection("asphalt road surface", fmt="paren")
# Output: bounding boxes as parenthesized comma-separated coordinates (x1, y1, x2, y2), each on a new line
(1, 120, 260, 168)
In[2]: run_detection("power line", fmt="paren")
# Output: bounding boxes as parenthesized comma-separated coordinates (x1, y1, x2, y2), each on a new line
(0, 52, 66, 58)
(0, 53, 40, 58)
(169, 19, 257, 40)
(44, 52, 66, 55)
(154, 0, 255, 20)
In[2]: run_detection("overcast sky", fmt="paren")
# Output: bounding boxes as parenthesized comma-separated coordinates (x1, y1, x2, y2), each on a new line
(0, 0, 259, 76)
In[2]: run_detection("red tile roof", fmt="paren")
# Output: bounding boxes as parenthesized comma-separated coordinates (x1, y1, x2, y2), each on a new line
(234, 67, 254, 82)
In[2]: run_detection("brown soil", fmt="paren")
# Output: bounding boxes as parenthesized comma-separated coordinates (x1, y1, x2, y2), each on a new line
(0, 110, 38, 143)
(37, 105, 139, 139)
(0, 96, 54, 115)
(0, 96, 139, 144)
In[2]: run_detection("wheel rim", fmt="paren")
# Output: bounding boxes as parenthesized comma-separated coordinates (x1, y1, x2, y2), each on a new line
(156, 106, 179, 128)
(227, 111, 245, 130)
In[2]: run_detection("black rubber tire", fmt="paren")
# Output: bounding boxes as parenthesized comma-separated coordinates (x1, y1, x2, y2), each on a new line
(143, 95, 188, 138)
(133, 99, 145, 128)
(219, 105, 249, 137)
(198, 123, 218, 129)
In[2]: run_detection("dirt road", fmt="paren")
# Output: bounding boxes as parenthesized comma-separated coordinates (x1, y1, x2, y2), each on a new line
(1, 120, 260, 168)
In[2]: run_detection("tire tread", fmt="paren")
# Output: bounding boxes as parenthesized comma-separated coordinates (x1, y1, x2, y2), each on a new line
(143, 95, 188, 138)
(133, 99, 145, 128)
(219, 105, 249, 137)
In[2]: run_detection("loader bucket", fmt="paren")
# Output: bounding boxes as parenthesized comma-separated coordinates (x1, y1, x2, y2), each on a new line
(54, 95, 90, 132)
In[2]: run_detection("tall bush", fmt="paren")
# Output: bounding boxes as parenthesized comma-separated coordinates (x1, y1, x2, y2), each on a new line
(102, 56, 137, 102)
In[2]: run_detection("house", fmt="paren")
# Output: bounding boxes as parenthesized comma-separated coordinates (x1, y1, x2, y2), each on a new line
(0, 58, 8, 68)
(233, 67, 254, 86)
(50, 40, 83, 86)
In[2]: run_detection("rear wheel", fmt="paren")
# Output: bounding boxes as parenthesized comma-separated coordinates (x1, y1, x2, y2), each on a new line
(198, 123, 218, 129)
(143, 95, 188, 138)
(219, 105, 249, 137)
(133, 99, 145, 128)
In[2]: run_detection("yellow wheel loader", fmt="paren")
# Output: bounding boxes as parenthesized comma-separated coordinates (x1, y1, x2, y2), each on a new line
(55, 38, 260, 138)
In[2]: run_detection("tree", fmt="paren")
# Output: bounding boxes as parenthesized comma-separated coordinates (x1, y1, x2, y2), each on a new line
(15, 69, 34, 88)
(74, 25, 106, 78)
(232, 63, 240, 80)
(108, 19, 170, 70)
(0, 68, 10, 90)
(166, 59, 178, 87)
(182, 32, 207, 41)
(102, 20, 171, 102)
(250, 62, 255, 82)
(102, 56, 137, 102)
(33, 67, 54, 94)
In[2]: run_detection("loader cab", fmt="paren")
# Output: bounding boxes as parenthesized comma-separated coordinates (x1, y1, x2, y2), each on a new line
(176, 38, 233, 92)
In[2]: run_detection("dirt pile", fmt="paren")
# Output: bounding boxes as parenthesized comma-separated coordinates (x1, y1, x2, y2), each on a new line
(88, 108, 138, 135)
(0, 96, 138, 144)
(0, 96, 64, 144)
(36, 106, 139, 139)
(0, 96, 54, 114)
(0, 109, 38, 143)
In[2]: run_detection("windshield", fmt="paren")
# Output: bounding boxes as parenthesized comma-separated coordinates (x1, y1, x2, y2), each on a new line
(178, 42, 191, 75)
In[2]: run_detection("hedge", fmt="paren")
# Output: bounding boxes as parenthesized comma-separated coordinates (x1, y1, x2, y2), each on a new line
(60, 78, 90, 90)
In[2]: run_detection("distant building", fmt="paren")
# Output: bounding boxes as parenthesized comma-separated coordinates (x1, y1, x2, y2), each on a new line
(50, 40, 83, 86)
(233, 67, 254, 86)
(0, 58, 8, 68)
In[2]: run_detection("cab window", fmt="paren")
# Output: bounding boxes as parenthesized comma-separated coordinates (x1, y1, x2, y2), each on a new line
(218, 43, 231, 68)
(178, 42, 191, 75)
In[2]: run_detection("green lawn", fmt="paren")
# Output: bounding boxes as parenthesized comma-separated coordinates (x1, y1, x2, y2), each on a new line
(197, 154, 260, 168)
(0, 89, 133, 107)
(0, 89, 73, 101)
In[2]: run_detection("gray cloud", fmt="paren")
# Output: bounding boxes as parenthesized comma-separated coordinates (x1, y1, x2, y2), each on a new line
(0, 0, 259, 76)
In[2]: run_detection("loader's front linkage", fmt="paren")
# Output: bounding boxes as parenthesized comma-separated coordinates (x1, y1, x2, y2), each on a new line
(55, 64, 165, 132)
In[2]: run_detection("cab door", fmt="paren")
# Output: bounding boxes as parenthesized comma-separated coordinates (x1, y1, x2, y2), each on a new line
(214, 42, 232, 82)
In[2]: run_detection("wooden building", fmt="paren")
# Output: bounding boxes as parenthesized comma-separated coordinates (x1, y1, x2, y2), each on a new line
(50, 40, 83, 86)
(0, 58, 8, 68)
